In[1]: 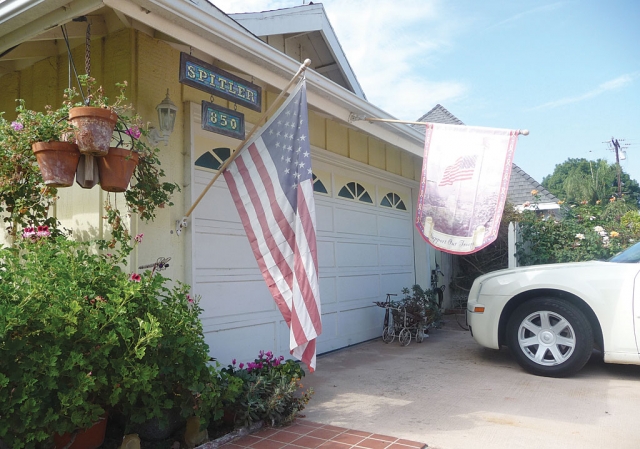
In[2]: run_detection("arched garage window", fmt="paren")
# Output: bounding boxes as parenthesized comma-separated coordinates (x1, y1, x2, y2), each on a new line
(312, 174, 328, 194)
(195, 147, 231, 170)
(381, 192, 407, 210)
(338, 182, 373, 204)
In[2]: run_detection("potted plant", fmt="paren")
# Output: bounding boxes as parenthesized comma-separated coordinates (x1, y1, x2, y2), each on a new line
(68, 76, 119, 156)
(0, 105, 76, 242)
(2, 100, 80, 188)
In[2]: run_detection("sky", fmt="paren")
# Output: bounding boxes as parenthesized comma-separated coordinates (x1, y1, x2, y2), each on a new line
(212, 0, 639, 184)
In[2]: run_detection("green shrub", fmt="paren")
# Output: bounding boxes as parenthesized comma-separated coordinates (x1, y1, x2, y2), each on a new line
(390, 284, 442, 328)
(0, 235, 217, 448)
(516, 199, 640, 266)
(221, 351, 313, 428)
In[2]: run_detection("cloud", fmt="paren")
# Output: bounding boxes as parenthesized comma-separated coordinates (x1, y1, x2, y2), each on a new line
(530, 73, 638, 110)
(488, 2, 566, 29)
(211, 0, 468, 119)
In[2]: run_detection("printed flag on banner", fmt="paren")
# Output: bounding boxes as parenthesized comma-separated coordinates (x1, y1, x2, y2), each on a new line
(415, 123, 520, 255)
(223, 80, 322, 371)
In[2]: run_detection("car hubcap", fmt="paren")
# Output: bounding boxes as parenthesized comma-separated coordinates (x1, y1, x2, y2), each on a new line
(518, 310, 576, 366)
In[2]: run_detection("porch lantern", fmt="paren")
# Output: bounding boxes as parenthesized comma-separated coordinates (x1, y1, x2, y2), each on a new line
(149, 89, 178, 146)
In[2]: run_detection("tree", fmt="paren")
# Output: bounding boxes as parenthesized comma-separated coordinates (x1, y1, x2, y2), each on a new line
(542, 158, 640, 207)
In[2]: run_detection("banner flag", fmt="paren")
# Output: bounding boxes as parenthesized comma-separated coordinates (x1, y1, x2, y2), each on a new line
(415, 123, 520, 255)
(223, 80, 322, 371)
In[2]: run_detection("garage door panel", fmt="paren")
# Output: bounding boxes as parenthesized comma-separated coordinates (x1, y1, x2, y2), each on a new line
(317, 240, 335, 268)
(336, 242, 378, 267)
(316, 203, 334, 232)
(193, 184, 238, 223)
(379, 244, 414, 267)
(338, 306, 384, 344)
(338, 274, 380, 302)
(319, 276, 337, 306)
(335, 207, 377, 236)
(381, 272, 415, 296)
(195, 233, 255, 269)
(197, 280, 275, 319)
(379, 214, 412, 239)
(205, 321, 278, 366)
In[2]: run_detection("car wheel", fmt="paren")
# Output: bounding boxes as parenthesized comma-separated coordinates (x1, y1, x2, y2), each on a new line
(506, 297, 593, 377)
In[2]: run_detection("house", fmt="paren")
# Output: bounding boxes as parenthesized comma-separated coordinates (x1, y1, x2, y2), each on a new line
(0, 1, 439, 365)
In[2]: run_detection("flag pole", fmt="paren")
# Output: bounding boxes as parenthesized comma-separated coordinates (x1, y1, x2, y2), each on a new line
(348, 115, 530, 135)
(176, 59, 312, 235)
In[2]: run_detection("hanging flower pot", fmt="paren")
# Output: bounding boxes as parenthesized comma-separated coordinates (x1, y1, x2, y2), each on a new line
(97, 147, 139, 192)
(69, 107, 118, 156)
(32, 141, 81, 187)
(53, 414, 108, 449)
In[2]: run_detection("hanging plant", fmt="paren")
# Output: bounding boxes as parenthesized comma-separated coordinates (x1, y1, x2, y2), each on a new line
(68, 76, 120, 156)
(0, 78, 178, 244)
(0, 100, 76, 239)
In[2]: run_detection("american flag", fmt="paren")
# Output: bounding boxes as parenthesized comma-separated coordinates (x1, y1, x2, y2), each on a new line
(438, 155, 477, 186)
(223, 80, 322, 371)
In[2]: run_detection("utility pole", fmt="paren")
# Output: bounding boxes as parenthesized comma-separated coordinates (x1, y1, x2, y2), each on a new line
(604, 137, 633, 197)
(611, 137, 622, 197)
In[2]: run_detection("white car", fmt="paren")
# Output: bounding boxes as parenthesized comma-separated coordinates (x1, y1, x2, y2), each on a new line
(467, 243, 640, 377)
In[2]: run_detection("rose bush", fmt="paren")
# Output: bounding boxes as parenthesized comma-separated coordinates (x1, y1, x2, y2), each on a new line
(516, 192, 640, 265)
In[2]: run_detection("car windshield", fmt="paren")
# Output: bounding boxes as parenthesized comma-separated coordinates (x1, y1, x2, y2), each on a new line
(609, 241, 640, 263)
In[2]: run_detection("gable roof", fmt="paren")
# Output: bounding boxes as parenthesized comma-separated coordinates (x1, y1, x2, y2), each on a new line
(229, 4, 366, 99)
(417, 104, 465, 125)
(509, 163, 559, 208)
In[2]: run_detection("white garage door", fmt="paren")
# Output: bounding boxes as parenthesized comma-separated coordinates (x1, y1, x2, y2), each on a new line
(191, 157, 416, 366)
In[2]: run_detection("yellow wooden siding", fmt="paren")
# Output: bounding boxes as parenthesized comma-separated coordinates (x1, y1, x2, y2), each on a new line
(326, 119, 348, 157)
(368, 136, 386, 170)
(385, 145, 402, 175)
(308, 112, 325, 149)
(348, 128, 368, 164)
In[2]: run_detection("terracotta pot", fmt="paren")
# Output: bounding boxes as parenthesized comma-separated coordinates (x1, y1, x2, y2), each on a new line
(69, 107, 118, 156)
(53, 415, 108, 449)
(32, 141, 81, 187)
(97, 147, 139, 192)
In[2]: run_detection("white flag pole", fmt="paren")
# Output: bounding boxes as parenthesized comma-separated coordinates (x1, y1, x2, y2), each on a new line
(176, 59, 311, 235)
(348, 114, 530, 135)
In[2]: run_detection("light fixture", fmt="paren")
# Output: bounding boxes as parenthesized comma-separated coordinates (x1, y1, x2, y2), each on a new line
(149, 89, 178, 146)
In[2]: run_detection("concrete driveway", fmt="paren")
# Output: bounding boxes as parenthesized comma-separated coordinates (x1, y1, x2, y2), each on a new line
(302, 315, 640, 449)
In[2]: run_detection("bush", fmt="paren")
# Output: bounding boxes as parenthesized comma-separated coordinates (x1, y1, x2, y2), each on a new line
(389, 285, 442, 328)
(516, 199, 640, 266)
(220, 351, 313, 428)
(0, 234, 217, 448)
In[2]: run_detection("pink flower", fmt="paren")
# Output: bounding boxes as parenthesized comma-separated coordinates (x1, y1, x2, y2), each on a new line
(273, 359, 280, 367)
(36, 225, 50, 237)
(22, 227, 35, 239)
(187, 294, 194, 304)
(129, 273, 141, 282)
(134, 233, 144, 243)
(232, 359, 236, 365)
(125, 126, 141, 139)
(11, 121, 23, 131)
(239, 363, 244, 369)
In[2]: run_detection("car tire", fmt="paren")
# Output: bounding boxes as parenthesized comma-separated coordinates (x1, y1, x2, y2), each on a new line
(506, 297, 593, 377)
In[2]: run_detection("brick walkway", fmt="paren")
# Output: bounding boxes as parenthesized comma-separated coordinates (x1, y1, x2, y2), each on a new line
(220, 419, 427, 448)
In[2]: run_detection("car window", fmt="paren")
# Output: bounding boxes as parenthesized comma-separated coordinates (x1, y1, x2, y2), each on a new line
(609, 241, 640, 263)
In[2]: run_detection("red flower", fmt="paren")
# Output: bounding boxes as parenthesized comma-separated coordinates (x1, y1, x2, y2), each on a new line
(129, 273, 141, 282)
